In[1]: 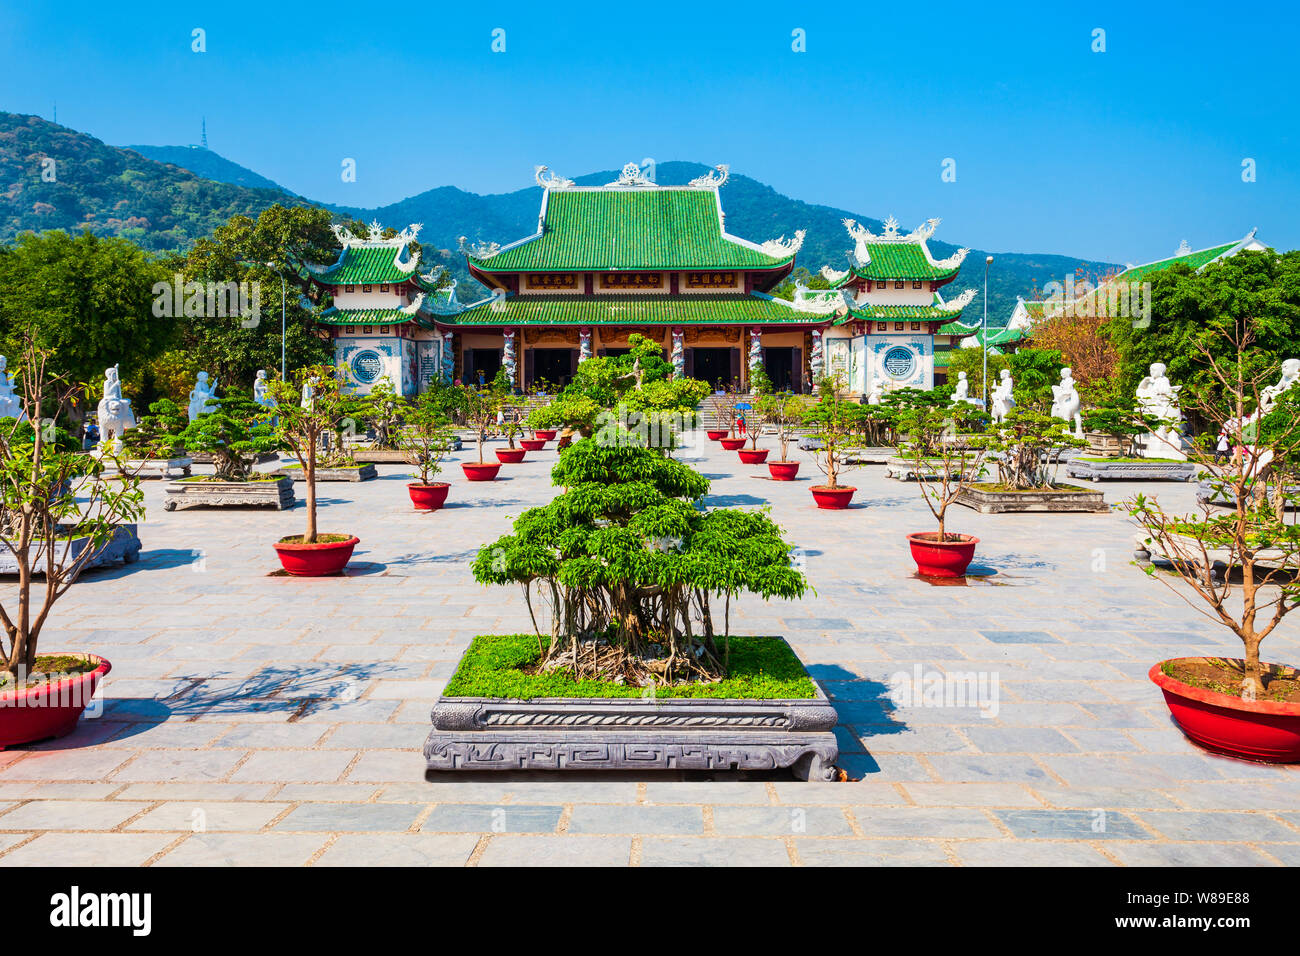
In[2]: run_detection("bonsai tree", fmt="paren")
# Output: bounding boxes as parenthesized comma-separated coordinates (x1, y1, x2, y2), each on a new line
(801, 374, 862, 490)
(527, 395, 599, 441)
(472, 439, 807, 683)
(1080, 401, 1162, 458)
(757, 391, 803, 462)
(353, 377, 405, 450)
(0, 345, 146, 679)
(975, 407, 1086, 490)
(120, 398, 187, 461)
(399, 390, 453, 485)
(500, 395, 525, 450)
(176, 389, 280, 481)
(740, 401, 767, 450)
(264, 365, 351, 543)
(1129, 328, 1300, 699)
(899, 406, 988, 541)
(461, 383, 504, 464)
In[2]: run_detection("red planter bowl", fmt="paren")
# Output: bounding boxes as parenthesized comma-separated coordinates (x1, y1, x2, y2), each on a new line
(706, 430, 729, 441)
(407, 482, 450, 511)
(1150, 658, 1300, 762)
(519, 438, 547, 451)
(811, 485, 856, 509)
(737, 448, 769, 464)
(272, 534, 359, 577)
(495, 447, 527, 464)
(533, 429, 558, 441)
(0, 653, 111, 749)
(907, 532, 979, 577)
(719, 437, 746, 451)
(768, 460, 800, 481)
(462, 462, 501, 481)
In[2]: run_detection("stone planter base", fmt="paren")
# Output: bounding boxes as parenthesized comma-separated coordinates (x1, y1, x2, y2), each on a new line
(885, 455, 982, 481)
(425, 670, 839, 780)
(0, 524, 140, 574)
(189, 451, 279, 466)
(955, 485, 1108, 514)
(351, 438, 461, 462)
(1196, 479, 1300, 509)
(843, 446, 898, 465)
(278, 464, 377, 482)
(1066, 458, 1195, 482)
(163, 476, 295, 511)
(115, 457, 192, 479)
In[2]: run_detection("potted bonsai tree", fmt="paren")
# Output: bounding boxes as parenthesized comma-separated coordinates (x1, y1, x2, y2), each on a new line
(716, 388, 746, 450)
(165, 389, 289, 511)
(264, 365, 359, 575)
(461, 383, 504, 480)
(899, 406, 989, 576)
(736, 401, 769, 465)
(801, 374, 862, 508)
(119, 397, 191, 478)
(958, 407, 1097, 514)
(496, 396, 527, 464)
(0, 345, 146, 747)
(400, 390, 454, 511)
(1130, 329, 1300, 762)
(758, 391, 804, 480)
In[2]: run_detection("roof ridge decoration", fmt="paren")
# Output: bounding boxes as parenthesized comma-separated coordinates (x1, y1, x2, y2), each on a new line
(458, 235, 501, 260)
(688, 164, 729, 189)
(791, 281, 846, 315)
(423, 278, 463, 316)
(937, 288, 977, 312)
(534, 165, 574, 189)
(1175, 239, 1192, 256)
(331, 221, 422, 248)
(820, 265, 849, 284)
(605, 162, 657, 188)
(759, 229, 805, 257)
(928, 247, 970, 270)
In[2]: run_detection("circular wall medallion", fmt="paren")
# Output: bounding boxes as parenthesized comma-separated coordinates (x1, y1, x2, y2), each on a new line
(350, 349, 384, 384)
(883, 346, 916, 380)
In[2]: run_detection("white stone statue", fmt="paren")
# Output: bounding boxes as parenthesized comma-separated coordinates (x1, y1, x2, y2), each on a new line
(96, 365, 136, 451)
(253, 369, 275, 408)
(1136, 362, 1185, 459)
(1260, 358, 1300, 414)
(301, 378, 315, 410)
(0, 355, 23, 421)
(991, 369, 1016, 423)
(187, 371, 219, 421)
(950, 371, 982, 408)
(866, 380, 884, 405)
(1051, 366, 1083, 437)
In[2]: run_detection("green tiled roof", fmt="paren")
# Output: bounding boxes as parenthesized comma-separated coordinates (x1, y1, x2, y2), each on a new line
(937, 319, 979, 335)
(965, 325, 1028, 348)
(313, 246, 419, 286)
(1114, 242, 1239, 284)
(849, 244, 960, 281)
(933, 349, 953, 369)
(316, 307, 419, 326)
(838, 302, 965, 325)
(468, 189, 794, 272)
(441, 293, 825, 327)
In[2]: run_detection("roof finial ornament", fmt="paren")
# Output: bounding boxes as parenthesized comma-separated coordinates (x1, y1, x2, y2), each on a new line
(820, 265, 849, 284)
(605, 162, 656, 188)
(458, 235, 501, 260)
(759, 229, 805, 257)
(688, 164, 729, 188)
(534, 165, 574, 189)
(1176, 239, 1192, 256)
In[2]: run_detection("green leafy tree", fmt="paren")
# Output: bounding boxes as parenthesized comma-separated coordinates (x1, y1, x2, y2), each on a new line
(265, 366, 351, 544)
(801, 374, 862, 490)
(175, 389, 279, 481)
(121, 398, 186, 460)
(399, 390, 453, 485)
(1006, 348, 1064, 408)
(899, 406, 988, 541)
(471, 440, 807, 684)
(461, 384, 504, 464)
(974, 407, 1086, 490)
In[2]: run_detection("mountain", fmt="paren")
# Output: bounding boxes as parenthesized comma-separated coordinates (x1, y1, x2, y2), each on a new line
(1, 112, 1117, 320)
(127, 144, 291, 194)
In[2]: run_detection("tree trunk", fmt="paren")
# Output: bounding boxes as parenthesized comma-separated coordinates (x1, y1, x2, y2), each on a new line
(305, 431, 318, 544)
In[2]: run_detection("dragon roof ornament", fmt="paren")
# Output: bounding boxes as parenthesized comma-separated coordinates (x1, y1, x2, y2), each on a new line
(820, 265, 849, 284)
(423, 278, 463, 316)
(930, 248, 970, 269)
(759, 229, 805, 258)
(605, 162, 657, 188)
(459, 235, 501, 260)
(688, 164, 729, 188)
(791, 281, 845, 315)
(331, 221, 422, 248)
(534, 165, 574, 189)
(937, 288, 977, 312)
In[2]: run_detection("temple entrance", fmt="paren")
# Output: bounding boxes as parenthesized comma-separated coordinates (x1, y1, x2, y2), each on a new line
(763, 347, 799, 392)
(529, 348, 577, 390)
(600, 348, 631, 359)
(463, 348, 501, 387)
(687, 347, 738, 389)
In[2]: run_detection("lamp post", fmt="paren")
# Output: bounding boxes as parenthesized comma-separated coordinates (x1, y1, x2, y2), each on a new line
(982, 255, 993, 407)
(266, 262, 287, 381)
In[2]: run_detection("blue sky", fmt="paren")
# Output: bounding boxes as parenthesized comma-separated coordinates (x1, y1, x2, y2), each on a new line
(1, 0, 1295, 265)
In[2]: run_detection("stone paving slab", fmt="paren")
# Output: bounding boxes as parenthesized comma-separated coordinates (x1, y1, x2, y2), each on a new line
(0, 442, 1296, 866)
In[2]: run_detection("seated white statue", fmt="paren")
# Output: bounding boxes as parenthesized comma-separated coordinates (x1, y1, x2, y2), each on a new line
(1260, 358, 1300, 414)
(991, 369, 1016, 423)
(1136, 361, 1185, 458)
(951, 371, 981, 408)
(254, 369, 276, 408)
(96, 364, 136, 448)
(866, 381, 884, 405)
(1051, 367, 1083, 437)
(188, 371, 219, 420)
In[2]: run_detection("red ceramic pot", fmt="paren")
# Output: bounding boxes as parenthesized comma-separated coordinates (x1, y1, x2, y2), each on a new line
(737, 448, 769, 464)
(0, 653, 111, 749)
(811, 485, 856, 509)
(520, 438, 547, 451)
(1150, 658, 1300, 763)
(719, 437, 746, 451)
(462, 462, 501, 481)
(768, 460, 800, 481)
(407, 482, 450, 511)
(272, 534, 359, 576)
(906, 532, 979, 577)
(495, 447, 527, 464)
(533, 429, 558, 441)
(706, 430, 728, 441)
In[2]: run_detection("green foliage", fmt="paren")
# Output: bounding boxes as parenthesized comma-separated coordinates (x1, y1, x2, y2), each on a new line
(442, 634, 816, 700)
(175, 389, 278, 481)
(973, 406, 1086, 490)
(899, 406, 988, 539)
(1080, 400, 1160, 457)
(946, 346, 1008, 405)
(800, 376, 863, 488)
(1006, 348, 1064, 408)
(527, 395, 599, 435)
(121, 398, 186, 459)
(399, 389, 453, 484)
(349, 378, 403, 450)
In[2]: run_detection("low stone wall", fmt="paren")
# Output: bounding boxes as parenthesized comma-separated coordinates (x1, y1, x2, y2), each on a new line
(276, 464, 378, 482)
(1066, 458, 1196, 482)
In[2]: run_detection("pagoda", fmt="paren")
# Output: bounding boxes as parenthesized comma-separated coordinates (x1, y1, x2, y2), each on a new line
(818, 217, 975, 394)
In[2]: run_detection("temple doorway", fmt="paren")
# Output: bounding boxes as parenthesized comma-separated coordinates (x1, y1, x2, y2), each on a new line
(688, 347, 738, 389)
(763, 347, 799, 392)
(463, 348, 501, 387)
(529, 348, 577, 390)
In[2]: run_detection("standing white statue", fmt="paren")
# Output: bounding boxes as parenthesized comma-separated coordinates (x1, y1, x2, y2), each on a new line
(950, 371, 981, 408)
(1135, 361, 1185, 459)
(866, 380, 884, 405)
(0, 355, 23, 421)
(1051, 366, 1083, 437)
(1260, 358, 1300, 414)
(96, 364, 136, 451)
(188, 372, 219, 420)
(301, 378, 315, 410)
(253, 369, 276, 408)
(991, 369, 1016, 423)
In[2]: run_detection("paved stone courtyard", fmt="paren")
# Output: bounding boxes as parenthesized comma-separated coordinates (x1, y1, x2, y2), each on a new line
(1, 434, 1297, 867)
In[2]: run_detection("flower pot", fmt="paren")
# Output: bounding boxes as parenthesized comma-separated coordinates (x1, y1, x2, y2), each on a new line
(906, 532, 979, 577)
(495, 447, 527, 464)
(768, 460, 800, 481)
(462, 462, 501, 481)
(719, 437, 746, 451)
(0, 653, 111, 749)
(706, 430, 728, 441)
(272, 534, 359, 576)
(533, 429, 558, 441)
(737, 448, 769, 465)
(811, 485, 856, 509)
(520, 438, 547, 452)
(407, 482, 450, 512)
(1150, 658, 1300, 763)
